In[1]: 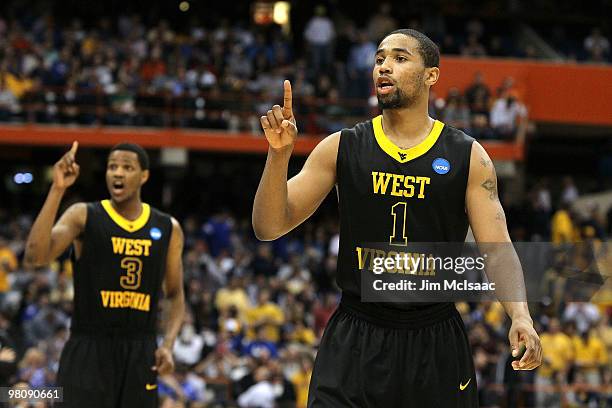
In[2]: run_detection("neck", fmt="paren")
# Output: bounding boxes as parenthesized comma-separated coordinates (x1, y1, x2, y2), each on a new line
(110, 196, 143, 221)
(381, 94, 433, 148)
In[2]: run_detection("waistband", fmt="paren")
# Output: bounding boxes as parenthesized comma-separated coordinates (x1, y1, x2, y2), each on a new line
(339, 292, 458, 329)
(70, 325, 156, 339)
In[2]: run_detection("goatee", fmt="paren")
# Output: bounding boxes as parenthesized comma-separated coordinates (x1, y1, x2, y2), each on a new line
(377, 88, 412, 110)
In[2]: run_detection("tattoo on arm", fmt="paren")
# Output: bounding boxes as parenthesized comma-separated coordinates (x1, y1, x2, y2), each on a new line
(480, 157, 491, 167)
(495, 211, 505, 221)
(481, 178, 498, 200)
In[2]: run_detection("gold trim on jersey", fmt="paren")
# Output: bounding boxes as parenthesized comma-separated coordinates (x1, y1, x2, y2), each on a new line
(372, 115, 445, 163)
(101, 200, 151, 233)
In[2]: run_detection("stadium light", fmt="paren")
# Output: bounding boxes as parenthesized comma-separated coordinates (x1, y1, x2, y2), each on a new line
(273, 2, 290, 25)
(179, 1, 190, 12)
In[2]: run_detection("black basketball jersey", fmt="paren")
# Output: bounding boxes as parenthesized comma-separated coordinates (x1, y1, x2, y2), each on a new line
(71, 200, 173, 335)
(336, 115, 475, 309)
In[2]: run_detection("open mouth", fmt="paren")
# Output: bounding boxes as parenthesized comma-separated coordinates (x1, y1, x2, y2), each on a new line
(111, 181, 125, 194)
(377, 77, 395, 94)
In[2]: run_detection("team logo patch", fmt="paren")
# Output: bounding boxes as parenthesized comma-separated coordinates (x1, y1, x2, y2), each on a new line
(150, 227, 162, 240)
(432, 158, 450, 174)
(398, 152, 407, 160)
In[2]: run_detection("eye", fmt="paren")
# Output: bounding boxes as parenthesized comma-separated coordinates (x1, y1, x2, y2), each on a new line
(375, 57, 384, 65)
(396, 56, 408, 62)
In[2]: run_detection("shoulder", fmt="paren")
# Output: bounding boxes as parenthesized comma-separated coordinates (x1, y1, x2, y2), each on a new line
(440, 123, 476, 147)
(63, 202, 88, 227)
(340, 118, 374, 139)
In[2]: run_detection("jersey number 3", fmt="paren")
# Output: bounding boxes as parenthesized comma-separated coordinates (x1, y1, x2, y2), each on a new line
(119, 257, 143, 290)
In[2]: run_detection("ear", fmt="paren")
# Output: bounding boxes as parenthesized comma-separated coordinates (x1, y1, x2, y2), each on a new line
(141, 169, 150, 185)
(424, 67, 440, 87)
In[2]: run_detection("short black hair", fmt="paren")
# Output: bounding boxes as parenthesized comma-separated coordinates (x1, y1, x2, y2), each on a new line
(384, 29, 440, 68)
(109, 143, 149, 170)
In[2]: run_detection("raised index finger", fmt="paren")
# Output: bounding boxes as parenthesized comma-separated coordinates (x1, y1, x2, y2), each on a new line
(282, 80, 292, 116)
(69, 141, 79, 157)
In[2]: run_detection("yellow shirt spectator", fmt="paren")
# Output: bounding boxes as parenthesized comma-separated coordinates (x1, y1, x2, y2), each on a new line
(551, 209, 575, 244)
(539, 331, 573, 378)
(245, 301, 284, 343)
(0, 245, 18, 293)
(215, 286, 250, 318)
(2, 72, 33, 99)
(292, 365, 313, 408)
(572, 333, 608, 373)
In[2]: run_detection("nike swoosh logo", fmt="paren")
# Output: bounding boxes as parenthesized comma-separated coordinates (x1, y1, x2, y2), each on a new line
(146, 384, 157, 390)
(459, 378, 471, 391)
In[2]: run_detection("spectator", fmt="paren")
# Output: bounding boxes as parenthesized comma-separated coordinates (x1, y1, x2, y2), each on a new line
(551, 203, 577, 244)
(584, 28, 610, 62)
(245, 289, 284, 343)
(237, 365, 276, 408)
(0, 78, 18, 122)
(572, 327, 608, 403)
(0, 235, 18, 297)
(560, 176, 579, 206)
(464, 72, 491, 110)
(243, 326, 279, 360)
(442, 96, 471, 132)
(303, 5, 335, 79)
(215, 276, 251, 319)
(461, 34, 487, 57)
(173, 322, 205, 368)
(291, 354, 314, 408)
(489, 91, 527, 139)
(535, 318, 573, 408)
(366, 3, 398, 44)
(347, 31, 377, 99)
(17, 348, 49, 388)
(563, 302, 601, 334)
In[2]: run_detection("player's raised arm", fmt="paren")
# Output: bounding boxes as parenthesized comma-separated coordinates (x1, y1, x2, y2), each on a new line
(253, 80, 339, 241)
(24, 142, 86, 267)
(466, 141, 542, 371)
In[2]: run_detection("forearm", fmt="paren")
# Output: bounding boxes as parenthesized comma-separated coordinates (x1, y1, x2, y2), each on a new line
(252, 146, 293, 240)
(24, 185, 65, 266)
(161, 291, 185, 349)
(483, 245, 532, 321)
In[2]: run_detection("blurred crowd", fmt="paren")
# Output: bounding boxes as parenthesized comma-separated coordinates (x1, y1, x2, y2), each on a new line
(0, 173, 610, 408)
(0, 3, 570, 140)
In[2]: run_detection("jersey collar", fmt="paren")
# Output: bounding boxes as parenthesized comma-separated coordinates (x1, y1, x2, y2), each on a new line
(101, 199, 151, 233)
(372, 115, 444, 163)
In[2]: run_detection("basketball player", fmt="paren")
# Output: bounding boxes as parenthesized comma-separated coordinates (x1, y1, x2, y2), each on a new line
(24, 142, 185, 407)
(253, 29, 542, 406)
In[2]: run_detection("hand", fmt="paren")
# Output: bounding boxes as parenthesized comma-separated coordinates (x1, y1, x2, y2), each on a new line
(152, 346, 174, 376)
(52, 141, 80, 190)
(260, 80, 298, 151)
(509, 317, 542, 370)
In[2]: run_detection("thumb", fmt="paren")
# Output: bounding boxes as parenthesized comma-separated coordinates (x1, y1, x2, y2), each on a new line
(282, 120, 296, 132)
(509, 330, 520, 357)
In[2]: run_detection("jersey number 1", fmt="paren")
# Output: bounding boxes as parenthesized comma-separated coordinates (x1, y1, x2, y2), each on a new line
(389, 202, 408, 246)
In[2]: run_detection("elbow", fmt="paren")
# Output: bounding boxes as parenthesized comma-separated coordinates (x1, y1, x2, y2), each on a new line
(252, 221, 282, 241)
(23, 244, 49, 268)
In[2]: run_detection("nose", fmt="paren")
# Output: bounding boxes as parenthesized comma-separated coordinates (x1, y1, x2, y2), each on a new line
(378, 57, 392, 74)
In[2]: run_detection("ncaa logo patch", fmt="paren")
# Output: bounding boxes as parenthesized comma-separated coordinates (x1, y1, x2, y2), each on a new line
(150, 227, 162, 240)
(432, 158, 451, 175)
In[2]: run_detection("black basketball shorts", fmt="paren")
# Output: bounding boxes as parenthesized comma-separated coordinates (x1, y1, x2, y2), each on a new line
(55, 330, 158, 408)
(308, 295, 478, 407)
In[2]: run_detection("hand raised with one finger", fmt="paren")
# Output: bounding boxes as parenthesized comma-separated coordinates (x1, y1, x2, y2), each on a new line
(52, 141, 80, 190)
(260, 80, 298, 150)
